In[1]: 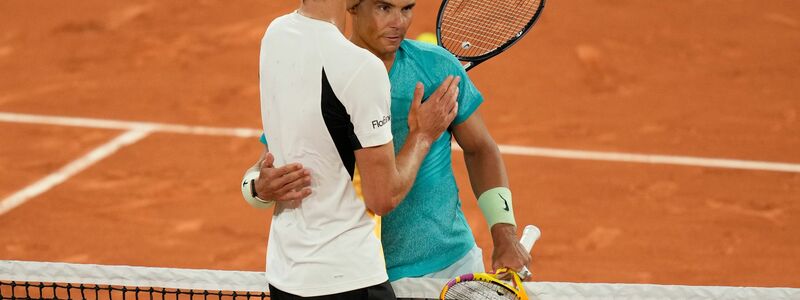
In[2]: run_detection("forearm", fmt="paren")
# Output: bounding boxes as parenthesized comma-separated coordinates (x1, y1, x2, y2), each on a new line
(355, 133, 432, 215)
(390, 131, 433, 204)
(464, 144, 509, 197)
(464, 146, 524, 268)
(464, 143, 520, 234)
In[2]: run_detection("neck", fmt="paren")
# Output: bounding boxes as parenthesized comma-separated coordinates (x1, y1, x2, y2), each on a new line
(298, 0, 347, 33)
(349, 36, 398, 72)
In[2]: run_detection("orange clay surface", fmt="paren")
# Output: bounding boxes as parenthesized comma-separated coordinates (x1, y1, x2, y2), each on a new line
(1, 0, 799, 288)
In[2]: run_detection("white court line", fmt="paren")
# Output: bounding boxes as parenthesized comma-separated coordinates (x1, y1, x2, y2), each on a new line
(459, 144, 800, 173)
(0, 112, 261, 138)
(2, 111, 800, 173)
(0, 129, 151, 216)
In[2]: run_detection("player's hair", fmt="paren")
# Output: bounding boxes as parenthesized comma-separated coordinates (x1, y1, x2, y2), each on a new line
(348, 0, 363, 12)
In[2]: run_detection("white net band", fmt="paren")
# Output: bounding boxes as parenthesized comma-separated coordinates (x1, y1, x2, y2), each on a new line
(2, 260, 798, 299)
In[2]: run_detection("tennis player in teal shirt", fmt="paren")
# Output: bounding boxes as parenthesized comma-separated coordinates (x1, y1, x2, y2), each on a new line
(247, 0, 531, 282)
(380, 38, 491, 280)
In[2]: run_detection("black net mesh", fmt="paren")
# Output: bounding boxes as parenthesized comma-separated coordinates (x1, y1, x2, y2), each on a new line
(0, 281, 269, 300)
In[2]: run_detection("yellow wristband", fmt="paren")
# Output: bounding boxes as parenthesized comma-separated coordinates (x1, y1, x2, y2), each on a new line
(478, 187, 516, 230)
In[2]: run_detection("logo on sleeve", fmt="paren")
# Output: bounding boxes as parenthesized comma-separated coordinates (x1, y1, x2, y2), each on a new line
(372, 115, 391, 129)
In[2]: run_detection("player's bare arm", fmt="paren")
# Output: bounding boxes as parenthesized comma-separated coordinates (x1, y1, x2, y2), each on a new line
(357, 76, 460, 215)
(452, 110, 531, 273)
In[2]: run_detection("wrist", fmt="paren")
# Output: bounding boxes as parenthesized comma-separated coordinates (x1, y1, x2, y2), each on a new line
(252, 179, 266, 199)
(251, 179, 273, 203)
(407, 129, 434, 150)
(479, 187, 517, 231)
(242, 169, 275, 209)
(490, 223, 517, 246)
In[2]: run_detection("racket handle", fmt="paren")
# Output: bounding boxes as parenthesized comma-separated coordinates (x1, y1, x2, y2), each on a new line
(518, 225, 541, 280)
(520, 225, 541, 252)
(519, 267, 532, 279)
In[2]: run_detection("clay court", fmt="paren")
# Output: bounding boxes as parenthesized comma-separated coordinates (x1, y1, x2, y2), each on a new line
(1, 0, 799, 289)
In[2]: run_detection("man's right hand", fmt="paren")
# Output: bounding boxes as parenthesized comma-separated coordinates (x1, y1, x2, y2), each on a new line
(254, 152, 312, 202)
(407, 76, 460, 142)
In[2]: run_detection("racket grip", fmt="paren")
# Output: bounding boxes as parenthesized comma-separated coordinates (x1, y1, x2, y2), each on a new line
(519, 267, 531, 279)
(520, 225, 541, 252)
(518, 225, 541, 280)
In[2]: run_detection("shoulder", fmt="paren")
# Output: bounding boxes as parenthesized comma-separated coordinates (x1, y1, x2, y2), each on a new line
(269, 13, 293, 26)
(323, 43, 388, 101)
(336, 44, 387, 85)
(398, 39, 465, 79)
(351, 45, 386, 74)
(401, 39, 453, 58)
(263, 13, 297, 37)
(318, 36, 387, 89)
(400, 39, 461, 66)
(326, 36, 384, 73)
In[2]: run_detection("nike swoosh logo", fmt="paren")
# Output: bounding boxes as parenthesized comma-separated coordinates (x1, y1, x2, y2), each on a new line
(499, 194, 510, 211)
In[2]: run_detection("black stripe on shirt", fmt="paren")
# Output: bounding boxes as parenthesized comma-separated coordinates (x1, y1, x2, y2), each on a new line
(320, 68, 361, 180)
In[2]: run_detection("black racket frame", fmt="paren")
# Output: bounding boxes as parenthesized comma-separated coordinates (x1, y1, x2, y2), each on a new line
(435, 0, 547, 71)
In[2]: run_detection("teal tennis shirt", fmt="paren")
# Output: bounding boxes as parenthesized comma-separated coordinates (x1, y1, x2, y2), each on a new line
(259, 39, 483, 281)
(382, 39, 483, 281)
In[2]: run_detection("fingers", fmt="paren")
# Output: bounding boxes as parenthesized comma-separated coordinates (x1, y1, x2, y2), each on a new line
(448, 101, 459, 121)
(429, 76, 455, 101)
(407, 82, 424, 124)
(491, 243, 532, 274)
(441, 79, 459, 123)
(408, 76, 461, 140)
(424, 76, 459, 123)
(276, 187, 312, 202)
(439, 76, 459, 117)
(256, 160, 313, 202)
(412, 82, 424, 107)
(442, 82, 459, 111)
(275, 171, 313, 195)
(447, 76, 461, 96)
(269, 167, 311, 191)
(262, 152, 275, 168)
(492, 260, 521, 273)
(495, 271, 514, 281)
(262, 162, 302, 178)
(438, 76, 460, 104)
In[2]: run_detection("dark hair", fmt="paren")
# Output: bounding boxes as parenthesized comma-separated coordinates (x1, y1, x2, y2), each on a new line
(348, 0, 363, 11)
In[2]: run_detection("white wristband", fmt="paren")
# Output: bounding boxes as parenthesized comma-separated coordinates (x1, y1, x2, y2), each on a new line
(241, 168, 275, 209)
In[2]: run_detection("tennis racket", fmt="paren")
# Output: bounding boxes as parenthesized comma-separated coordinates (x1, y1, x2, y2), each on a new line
(436, 0, 547, 71)
(439, 225, 542, 300)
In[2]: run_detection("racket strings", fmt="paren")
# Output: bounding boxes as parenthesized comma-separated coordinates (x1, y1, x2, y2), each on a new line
(442, 3, 501, 55)
(440, 0, 542, 58)
(443, 1, 535, 56)
(442, 281, 521, 300)
(461, 0, 535, 47)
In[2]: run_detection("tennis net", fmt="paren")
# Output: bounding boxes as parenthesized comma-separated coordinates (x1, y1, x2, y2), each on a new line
(1, 260, 798, 299)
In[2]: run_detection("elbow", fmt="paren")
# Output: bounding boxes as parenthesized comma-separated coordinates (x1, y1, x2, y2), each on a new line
(371, 200, 396, 216)
(371, 206, 391, 216)
(366, 196, 399, 216)
(362, 179, 406, 216)
(383, 194, 405, 215)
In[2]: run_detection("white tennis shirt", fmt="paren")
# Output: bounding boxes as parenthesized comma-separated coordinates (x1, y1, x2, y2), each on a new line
(259, 12, 393, 297)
